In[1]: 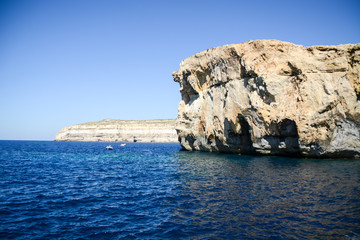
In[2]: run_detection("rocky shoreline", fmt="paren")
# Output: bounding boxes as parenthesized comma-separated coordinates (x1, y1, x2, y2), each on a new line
(173, 40, 360, 158)
(54, 40, 359, 158)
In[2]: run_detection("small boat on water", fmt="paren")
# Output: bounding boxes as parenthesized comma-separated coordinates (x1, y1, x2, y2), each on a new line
(120, 144, 126, 147)
(106, 145, 113, 150)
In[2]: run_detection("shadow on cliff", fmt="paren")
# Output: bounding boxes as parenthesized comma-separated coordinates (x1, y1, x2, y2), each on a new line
(223, 117, 301, 157)
(263, 118, 301, 157)
(220, 115, 255, 154)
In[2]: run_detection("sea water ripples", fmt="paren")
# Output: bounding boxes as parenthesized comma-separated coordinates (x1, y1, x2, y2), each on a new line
(0, 141, 359, 239)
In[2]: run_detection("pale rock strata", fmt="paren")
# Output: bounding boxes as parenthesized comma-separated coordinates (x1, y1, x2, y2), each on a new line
(54, 119, 178, 142)
(173, 40, 360, 158)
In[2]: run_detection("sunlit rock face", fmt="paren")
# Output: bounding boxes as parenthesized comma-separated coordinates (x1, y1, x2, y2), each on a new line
(54, 119, 178, 143)
(173, 40, 360, 158)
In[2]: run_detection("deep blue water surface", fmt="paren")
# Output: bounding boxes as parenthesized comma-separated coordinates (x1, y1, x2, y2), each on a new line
(0, 141, 359, 239)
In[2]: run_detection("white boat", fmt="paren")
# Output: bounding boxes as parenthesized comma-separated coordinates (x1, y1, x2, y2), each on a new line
(120, 144, 126, 147)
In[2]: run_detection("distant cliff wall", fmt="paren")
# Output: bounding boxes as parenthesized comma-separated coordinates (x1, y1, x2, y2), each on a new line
(173, 40, 360, 158)
(54, 119, 178, 143)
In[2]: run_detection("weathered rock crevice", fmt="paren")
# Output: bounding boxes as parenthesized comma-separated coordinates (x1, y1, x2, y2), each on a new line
(173, 40, 360, 158)
(244, 77, 276, 105)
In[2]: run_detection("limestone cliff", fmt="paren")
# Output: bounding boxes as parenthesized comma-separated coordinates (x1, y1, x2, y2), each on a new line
(173, 40, 360, 158)
(54, 119, 178, 142)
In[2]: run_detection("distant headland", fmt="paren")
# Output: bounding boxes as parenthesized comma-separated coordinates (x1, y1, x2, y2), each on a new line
(54, 119, 178, 143)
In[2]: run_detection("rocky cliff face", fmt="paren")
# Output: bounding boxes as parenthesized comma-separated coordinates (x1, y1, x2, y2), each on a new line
(173, 40, 360, 158)
(54, 119, 178, 142)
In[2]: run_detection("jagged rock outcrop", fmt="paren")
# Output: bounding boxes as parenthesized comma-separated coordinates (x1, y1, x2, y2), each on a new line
(54, 119, 178, 142)
(173, 40, 360, 158)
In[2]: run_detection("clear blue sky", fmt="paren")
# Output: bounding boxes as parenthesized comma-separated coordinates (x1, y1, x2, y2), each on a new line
(0, 0, 359, 140)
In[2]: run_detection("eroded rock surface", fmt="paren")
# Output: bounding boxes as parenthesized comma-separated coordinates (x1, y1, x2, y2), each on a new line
(54, 119, 178, 142)
(173, 40, 360, 158)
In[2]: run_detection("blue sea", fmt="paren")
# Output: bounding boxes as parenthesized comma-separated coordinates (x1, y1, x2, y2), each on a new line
(0, 141, 359, 239)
